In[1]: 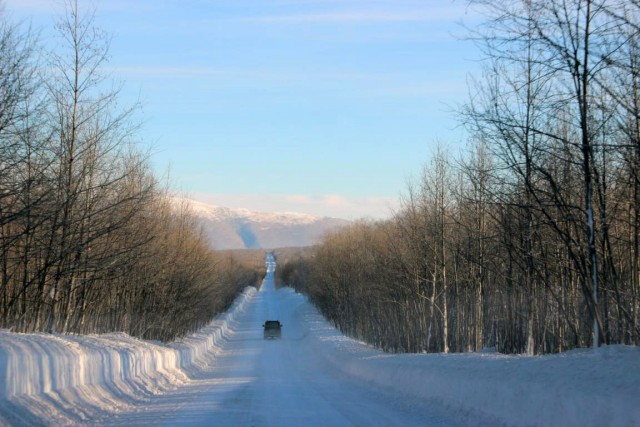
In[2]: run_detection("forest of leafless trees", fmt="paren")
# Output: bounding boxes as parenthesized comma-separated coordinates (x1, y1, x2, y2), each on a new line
(281, 0, 640, 354)
(0, 2, 260, 341)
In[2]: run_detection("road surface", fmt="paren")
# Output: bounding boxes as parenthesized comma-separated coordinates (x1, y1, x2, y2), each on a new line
(98, 254, 462, 426)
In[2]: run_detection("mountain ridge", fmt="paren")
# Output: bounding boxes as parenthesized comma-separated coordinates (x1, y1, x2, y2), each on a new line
(174, 197, 350, 250)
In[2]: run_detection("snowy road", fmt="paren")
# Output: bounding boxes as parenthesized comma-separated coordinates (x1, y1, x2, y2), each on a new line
(3, 255, 637, 426)
(96, 256, 460, 427)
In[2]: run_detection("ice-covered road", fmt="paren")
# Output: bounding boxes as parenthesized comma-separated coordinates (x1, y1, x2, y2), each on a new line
(98, 255, 459, 426)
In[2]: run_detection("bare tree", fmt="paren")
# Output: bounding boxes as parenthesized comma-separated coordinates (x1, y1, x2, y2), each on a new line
(0, 2, 260, 340)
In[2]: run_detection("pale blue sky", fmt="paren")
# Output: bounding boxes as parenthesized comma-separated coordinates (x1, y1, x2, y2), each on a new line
(4, 0, 481, 219)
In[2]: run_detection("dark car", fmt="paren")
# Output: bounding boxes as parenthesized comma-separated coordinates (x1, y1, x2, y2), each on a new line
(263, 320, 282, 339)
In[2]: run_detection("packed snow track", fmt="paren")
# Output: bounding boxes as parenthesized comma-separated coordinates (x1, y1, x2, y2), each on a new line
(94, 255, 458, 426)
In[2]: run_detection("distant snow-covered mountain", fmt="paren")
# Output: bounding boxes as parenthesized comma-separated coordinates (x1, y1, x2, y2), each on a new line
(175, 198, 350, 250)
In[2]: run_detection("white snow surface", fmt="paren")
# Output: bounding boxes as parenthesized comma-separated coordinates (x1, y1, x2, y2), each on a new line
(1, 256, 638, 426)
(174, 197, 321, 225)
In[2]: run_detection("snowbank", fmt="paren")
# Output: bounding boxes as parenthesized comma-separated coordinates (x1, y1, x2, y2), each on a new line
(295, 288, 640, 427)
(0, 286, 256, 425)
(342, 345, 640, 427)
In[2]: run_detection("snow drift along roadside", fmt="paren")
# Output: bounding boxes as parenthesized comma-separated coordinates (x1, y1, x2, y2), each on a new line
(290, 287, 640, 427)
(0, 286, 257, 424)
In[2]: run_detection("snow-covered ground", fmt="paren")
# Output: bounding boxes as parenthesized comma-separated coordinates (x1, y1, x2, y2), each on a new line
(174, 197, 322, 225)
(1, 255, 639, 426)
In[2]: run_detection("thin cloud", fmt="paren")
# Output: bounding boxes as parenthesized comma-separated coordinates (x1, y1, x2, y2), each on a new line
(111, 66, 256, 79)
(2, 0, 51, 12)
(232, 1, 481, 25)
(108, 65, 440, 91)
(239, 12, 430, 24)
(110, 65, 465, 98)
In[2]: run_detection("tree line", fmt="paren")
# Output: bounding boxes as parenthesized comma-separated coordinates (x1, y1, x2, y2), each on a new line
(281, 0, 640, 354)
(0, 1, 261, 341)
